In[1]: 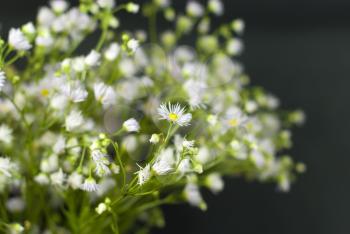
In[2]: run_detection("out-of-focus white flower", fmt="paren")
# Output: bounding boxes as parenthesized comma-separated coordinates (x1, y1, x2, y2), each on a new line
(232, 19, 245, 34)
(37, 7, 55, 27)
(50, 0, 69, 13)
(149, 134, 160, 144)
(208, 0, 223, 15)
(126, 3, 140, 13)
(22, 22, 36, 35)
(104, 43, 120, 61)
(127, 39, 139, 53)
(53, 135, 66, 154)
(8, 28, 31, 51)
(95, 202, 107, 215)
(224, 107, 248, 129)
(123, 118, 140, 132)
(226, 38, 243, 56)
(158, 103, 192, 126)
(0, 124, 13, 145)
(8, 223, 24, 234)
(186, 1, 204, 17)
(72, 57, 86, 73)
(97, 0, 115, 9)
(0, 157, 16, 177)
(205, 173, 224, 194)
(6, 197, 25, 213)
(184, 183, 207, 210)
(36, 30, 54, 48)
(182, 139, 195, 149)
(40, 154, 58, 173)
(80, 177, 99, 192)
(0, 70, 6, 91)
(136, 164, 151, 185)
(50, 168, 66, 186)
(250, 149, 265, 168)
(93, 82, 116, 107)
(67, 172, 83, 189)
(34, 173, 50, 185)
(85, 50, 101, 67)
(65, 109, 84, 131)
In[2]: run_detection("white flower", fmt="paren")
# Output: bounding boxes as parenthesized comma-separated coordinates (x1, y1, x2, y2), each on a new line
(34, 173, 50, 185)
(250, 149, 265, 168)
(62, 82, 88, 103)
(224, 107, 248, 129)
(136, 164, 151, 185)
(97, 0, 115, 9)
(95, 203, 107, 215)
(8, 223, 24, 234)
(232, 18, 245, 34)
(127, 39, 139, 53)
(72, 57, 86, 73)
(53, 135, 66, 154)
(104, 43, 120, 61)
(177, 158, 192, 175)
(8, 28, 31, 51)
(50, 168, 66, 186)
(40, 154, 58, 173)
(85, 50, 101, 67)
(0, 157, 15, 177)
(93, 82, 116, 107)
(126, 3, 140, 13)
(152, 148, 175, 175)
(67, 172, 83, 189)
(0, 70, 6, 91)
(22, 22, 36, 35)
(80, 177, 99, 192)
(226, 38, 243, 56)
(186, 1, 204, 17)
(158, 103, 192, 126)
(6, 197, 25, 213)
(149, 134, 160, 144)
(208, 0, 223, 15)
(37, 7, 55, 27)
(0, 124, 13, 145)
(50, 0, 69, 13)
(123, 118, 140, 132)
(91, 150, 111, 177)
(35, 31, 54, 48)
(184, 183, 207, 210)
(205, 173, 224, 194)
(182, 139, 195, 149)
(65, 109, 84, 131)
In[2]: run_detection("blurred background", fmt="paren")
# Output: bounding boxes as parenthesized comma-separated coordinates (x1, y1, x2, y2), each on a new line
(1, 0, 349, 233)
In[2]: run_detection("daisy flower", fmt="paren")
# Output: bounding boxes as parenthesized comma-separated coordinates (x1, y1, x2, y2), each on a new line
(136, 164, 151, 185)
(158, 103, 192, 126)
(123, 118, 140, 132)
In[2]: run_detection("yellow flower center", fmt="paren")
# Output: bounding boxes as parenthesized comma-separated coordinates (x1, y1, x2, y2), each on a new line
(168, 113, 179, 121)
(229, 118, 239, 127)
(40, 89, 49, 97)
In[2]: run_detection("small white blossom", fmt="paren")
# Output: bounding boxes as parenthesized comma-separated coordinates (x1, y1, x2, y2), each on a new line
(72, 57, 86, 73)
(50, 0, 69, 13)
(0, 124, 13, 145)
(95, 203, 107, 215)
(152, 148, 175, 175)
(182, 139, 195, 149)
(8, 28, 31, 51)
(80, 177, 99, 192)
(232, 19, 245, 34)
(50, 168, 66, 186)
(93, 82, 116, 107)
(85, 50, 101, 67)
(226, 38, 243, 56)
(205, 173, 224, 194)
(0, 70, 6, 91)
(6, 197, 25, 213)
(187, 1, 204, 17)
(208, 0, 223, 15)
(127, 39, 139, 53)
(35, 31, 54, 48)
(67, 172, 83, 189)
(34, 173, 50, 185)
(8, 223, 24, 234)
(22, 22, 36, 35)
(136, 164, 151, 185)
(149, 134, 160, 144)
(65, 109, 84, 131)
(123, 118, 140, 132)
(0, 157, 16, 177)
(158, 103, 192, 126)
(126, 3, 140, 13)
(97, 0, 115, 9)
(104, 43, 120, 61)
(184, 183, 207, 210)
(91, 150, 111, 177)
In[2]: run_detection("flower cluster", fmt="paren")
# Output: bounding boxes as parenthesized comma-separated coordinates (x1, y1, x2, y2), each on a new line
(0, 0, 305, 233)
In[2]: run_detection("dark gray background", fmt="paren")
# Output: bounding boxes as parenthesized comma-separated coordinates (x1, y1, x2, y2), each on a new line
(1, 0, 349, 233)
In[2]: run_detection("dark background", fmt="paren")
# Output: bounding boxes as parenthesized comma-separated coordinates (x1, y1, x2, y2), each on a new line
(1, 0, 349, 233)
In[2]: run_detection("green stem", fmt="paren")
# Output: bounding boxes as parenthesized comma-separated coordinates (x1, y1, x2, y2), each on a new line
(111, 141, 126, 191)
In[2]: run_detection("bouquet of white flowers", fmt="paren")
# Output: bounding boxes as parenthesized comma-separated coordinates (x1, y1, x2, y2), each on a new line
(0, 0, 305, 233)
